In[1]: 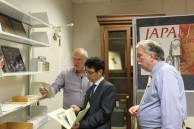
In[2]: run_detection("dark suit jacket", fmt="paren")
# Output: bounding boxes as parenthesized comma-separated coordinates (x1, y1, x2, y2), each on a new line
(79, 79, 116, 129)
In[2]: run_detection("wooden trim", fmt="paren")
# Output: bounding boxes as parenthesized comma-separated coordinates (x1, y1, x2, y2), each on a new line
(97, 13, 165, 25)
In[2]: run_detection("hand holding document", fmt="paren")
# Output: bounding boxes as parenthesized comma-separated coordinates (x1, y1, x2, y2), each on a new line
(48, 102, 90, 129)
(30, 82, 54, 99)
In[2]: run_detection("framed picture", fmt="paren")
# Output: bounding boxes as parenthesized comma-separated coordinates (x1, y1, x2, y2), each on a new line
(0, 15, 14, 34)
(1, 46, 26, 72)
(108, 51, 122, 70)
(10, 19, 27, 37)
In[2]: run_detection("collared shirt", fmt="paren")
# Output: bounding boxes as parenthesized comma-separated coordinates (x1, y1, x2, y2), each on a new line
(138, 61, 187, 129)
(51, 67, 90, 109)
(92, 76, 104, 92)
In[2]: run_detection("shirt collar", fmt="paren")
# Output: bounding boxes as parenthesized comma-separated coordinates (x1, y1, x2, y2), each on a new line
(93, 76, 104, 86)
(151, 61, 165, 77)
(73, 68, 86, 77)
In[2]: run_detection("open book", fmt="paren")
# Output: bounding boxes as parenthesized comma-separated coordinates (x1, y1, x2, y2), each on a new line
(48, 102, 90, 129)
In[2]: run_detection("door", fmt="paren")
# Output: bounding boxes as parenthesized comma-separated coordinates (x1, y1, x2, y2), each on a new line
(101, 25, 133, 129)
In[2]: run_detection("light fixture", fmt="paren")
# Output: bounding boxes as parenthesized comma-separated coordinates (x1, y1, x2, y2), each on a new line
(52, 23, 74, 46)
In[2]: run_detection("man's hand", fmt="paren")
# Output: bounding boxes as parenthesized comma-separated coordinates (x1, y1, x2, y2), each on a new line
(39, 86, 48, 98)
(72, 122, 80, 129)
(70, 105, 80, 112)
(128, 105, 140, 116)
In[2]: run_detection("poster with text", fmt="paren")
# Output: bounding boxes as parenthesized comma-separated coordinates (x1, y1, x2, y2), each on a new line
(134, 15, 194, 90)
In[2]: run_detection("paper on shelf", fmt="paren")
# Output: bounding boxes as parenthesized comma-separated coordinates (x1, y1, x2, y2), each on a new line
(1, 103, 22, 112)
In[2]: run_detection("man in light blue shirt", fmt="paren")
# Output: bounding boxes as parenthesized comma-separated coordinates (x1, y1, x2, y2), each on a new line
(129, 40, 187, 129)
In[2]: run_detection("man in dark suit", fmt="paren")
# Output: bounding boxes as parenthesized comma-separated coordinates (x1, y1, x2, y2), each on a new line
(71, 57, 116, 129)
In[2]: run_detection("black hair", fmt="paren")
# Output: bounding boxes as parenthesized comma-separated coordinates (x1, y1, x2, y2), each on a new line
(85, 57, 105, 73)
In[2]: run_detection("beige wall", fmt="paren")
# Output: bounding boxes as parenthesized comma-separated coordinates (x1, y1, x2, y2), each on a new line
(73, 0, 194, 57)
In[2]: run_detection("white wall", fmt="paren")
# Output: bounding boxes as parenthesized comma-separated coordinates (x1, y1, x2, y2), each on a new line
(0, 0, 74, 129)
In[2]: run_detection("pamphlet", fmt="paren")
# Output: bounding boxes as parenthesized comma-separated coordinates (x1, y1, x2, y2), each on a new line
(48, 102, 90, 129)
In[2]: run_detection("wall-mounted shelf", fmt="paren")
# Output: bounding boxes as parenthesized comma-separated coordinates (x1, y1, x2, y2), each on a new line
(0, 98, 45, 117)
(0, 1, 50, 128)
(27, 115, 48, 129)
(0, 0, 50, 27)
(0, 31, 50, 47)
(0, 71, 49, 77)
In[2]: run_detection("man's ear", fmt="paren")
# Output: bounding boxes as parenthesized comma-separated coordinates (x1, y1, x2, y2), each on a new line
(98, 69, 103, 75)
(150, 53, 155, 62)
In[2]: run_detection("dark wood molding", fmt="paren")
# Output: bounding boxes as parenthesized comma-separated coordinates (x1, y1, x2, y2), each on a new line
(97, 13, 165, 25)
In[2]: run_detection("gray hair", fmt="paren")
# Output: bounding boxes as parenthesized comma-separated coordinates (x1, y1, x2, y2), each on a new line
(73, 48, 88, 58)
(137, 40, 165, 61)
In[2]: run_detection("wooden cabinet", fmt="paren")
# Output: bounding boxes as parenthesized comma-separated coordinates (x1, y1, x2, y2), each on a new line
(97, 14, 164, 129)
(97, 15, 132, 129)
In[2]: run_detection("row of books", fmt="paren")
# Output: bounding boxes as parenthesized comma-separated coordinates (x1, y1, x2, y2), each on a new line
(0, 13, 27, 37)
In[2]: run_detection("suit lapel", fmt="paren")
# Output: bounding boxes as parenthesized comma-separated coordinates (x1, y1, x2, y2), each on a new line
(89, 79, 106, 103)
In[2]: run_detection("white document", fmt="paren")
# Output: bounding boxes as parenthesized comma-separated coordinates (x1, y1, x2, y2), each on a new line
(75, 102, 90, 123)
(48, 102, 90, 129)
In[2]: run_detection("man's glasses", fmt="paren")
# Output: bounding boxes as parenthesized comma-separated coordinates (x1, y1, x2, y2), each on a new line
(72, 58, 84, 62)
(85, 71, 96, 76)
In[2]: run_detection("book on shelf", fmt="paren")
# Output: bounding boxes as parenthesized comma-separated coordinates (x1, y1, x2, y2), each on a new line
(0, 45, 26, 72)
(30, 57, 49, 72)
(9, 18, 27, 38)
(48, 102, 90, 129)
(0, 14, 14, 34)
(0, 14, 27, 37)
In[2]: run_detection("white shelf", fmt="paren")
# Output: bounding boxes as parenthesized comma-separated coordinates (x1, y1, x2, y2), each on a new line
(27, 115, 48, 129)
(1, 71, 49, 77)
(0, 98, 45, 117)
(0, 0, 50, 125)
(0, 0, 50, 27)
(0, 31, 50, 47)
(27, 106, 48, 129)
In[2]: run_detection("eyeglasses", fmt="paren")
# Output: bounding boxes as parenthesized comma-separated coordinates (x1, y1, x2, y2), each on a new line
(85, 71, 96, 76)
(72, 58, 85, 62)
